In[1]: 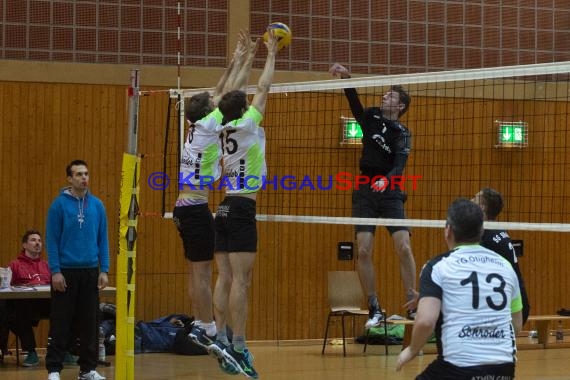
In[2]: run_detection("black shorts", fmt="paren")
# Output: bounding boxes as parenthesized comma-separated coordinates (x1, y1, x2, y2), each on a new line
(352, 184, 409, 235)
(214, 196, 257, 253)
(173, 204, 215, 262)
(417, 358, 515, 380)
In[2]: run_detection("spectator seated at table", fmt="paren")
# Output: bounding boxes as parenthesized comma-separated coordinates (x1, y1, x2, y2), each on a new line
(6, 229, 52, 367)
(1, 230, 79, 367)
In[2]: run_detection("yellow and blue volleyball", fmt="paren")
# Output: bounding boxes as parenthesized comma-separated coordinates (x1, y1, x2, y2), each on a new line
(263, 22, 292, 51)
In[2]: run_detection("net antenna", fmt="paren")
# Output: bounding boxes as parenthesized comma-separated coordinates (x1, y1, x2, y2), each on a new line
(160, 0, 185, 217)
(176, 1, 182, 91)
(163, 61, 570, 233)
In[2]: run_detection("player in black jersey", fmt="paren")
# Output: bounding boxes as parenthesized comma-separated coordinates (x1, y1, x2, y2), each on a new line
(473, 188, 530, 323)
(329, 63, 417, 328)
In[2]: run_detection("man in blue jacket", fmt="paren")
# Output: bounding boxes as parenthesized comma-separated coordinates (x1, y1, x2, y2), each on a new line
(45, 159, 110, 380)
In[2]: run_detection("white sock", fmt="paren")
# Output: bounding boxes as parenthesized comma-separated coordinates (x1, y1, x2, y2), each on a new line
(202, 321, 217, 337)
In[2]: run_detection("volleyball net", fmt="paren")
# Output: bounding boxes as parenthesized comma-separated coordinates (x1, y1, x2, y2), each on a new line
(156, 61, 570, 232)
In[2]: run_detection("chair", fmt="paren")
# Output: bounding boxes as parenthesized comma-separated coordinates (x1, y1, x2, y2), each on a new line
(14, 331, 21, 366)
(321, 271, 388, 356)
(0, 304, 8, 363)
(0, 329, 22, 365)
(0, 299, 40, 366)
(0, 300, 20, 365)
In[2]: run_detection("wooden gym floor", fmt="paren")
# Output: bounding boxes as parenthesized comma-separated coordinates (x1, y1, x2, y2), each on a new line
(1, 342, 570, 380)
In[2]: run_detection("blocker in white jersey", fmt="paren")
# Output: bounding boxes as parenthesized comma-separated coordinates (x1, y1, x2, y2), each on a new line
(396, 199, 523, 380)
(211, 30, 279, 380)
(179, 109, 224, 187)
(219, 106, 266, 194)
(174, 31, 260, 378)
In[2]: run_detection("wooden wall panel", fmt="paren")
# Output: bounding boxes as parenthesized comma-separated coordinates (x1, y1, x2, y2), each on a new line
(1, 80, 570, 351)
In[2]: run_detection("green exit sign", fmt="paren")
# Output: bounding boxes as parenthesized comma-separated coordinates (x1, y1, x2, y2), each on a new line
(342, 117, 363, 143)
(345, 119, 363, 138)
(496, 121, 528, 147)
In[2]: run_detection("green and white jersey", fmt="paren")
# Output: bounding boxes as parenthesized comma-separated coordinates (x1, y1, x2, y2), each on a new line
(219, 106, 266, 194)
(179, 109, 223, 187)
(419, 244, 522, 367)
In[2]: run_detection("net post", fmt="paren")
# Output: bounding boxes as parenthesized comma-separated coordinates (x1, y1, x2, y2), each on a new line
(115, 69, 141, 380)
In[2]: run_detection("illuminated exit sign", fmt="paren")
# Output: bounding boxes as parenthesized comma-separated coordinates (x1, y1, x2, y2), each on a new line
(341, 117, 363, 144)
(496, 121, 528, 147)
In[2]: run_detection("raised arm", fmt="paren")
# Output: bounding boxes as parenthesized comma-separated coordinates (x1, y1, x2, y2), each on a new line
(212, 32, 247, 105)
(223, 30, 259, 93)
(251, 29, 278, 115)
(329, 62, 365, 122)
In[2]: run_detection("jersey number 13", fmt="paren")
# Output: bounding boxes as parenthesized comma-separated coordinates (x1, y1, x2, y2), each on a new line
(460, 271, 508, 311)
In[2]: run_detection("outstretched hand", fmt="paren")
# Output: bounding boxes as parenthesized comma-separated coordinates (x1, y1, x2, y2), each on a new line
(264, 28, 279, 54)
(233, 29, 248, 61)
(242, 29, 259, 56)
(329, 63, 350, 78)
(249, 37, 260, 55)
(238, 29, 258, 53)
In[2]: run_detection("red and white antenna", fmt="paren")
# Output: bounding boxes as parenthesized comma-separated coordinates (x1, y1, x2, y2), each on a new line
(176, 1, 182, 90)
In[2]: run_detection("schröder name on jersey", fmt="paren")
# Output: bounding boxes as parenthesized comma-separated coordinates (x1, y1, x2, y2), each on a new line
(458, 324, 506, 339)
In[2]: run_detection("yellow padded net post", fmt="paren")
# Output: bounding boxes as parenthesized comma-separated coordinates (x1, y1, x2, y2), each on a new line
(115, 153, 140, 380)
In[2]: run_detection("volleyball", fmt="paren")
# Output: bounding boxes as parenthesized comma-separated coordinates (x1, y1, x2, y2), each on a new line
(263, 22, 292, 51)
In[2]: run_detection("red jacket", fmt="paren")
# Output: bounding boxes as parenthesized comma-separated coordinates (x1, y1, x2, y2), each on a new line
(9, 251, 51, 286)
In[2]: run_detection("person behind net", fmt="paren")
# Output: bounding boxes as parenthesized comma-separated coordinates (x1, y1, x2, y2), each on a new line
(173, 30, 258, 375)
(45, 160, 110, 380)
(208, 30, 278, 380)
(329, 63, 417, 327)
(6, 229, 51, 367)
(396, 198, 523, 380)
(472, 187, 530, 323)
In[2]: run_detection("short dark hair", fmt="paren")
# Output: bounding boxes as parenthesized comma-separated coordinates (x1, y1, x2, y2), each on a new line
(185, 91, 212, 123)
(391, 85, 411, 117)
(66, 160, 88, 177)
(218, 90, 248, 125)
(447, 198, 484, 243)
(22, 229, 42, 243)
(479, 188, 504, 220)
